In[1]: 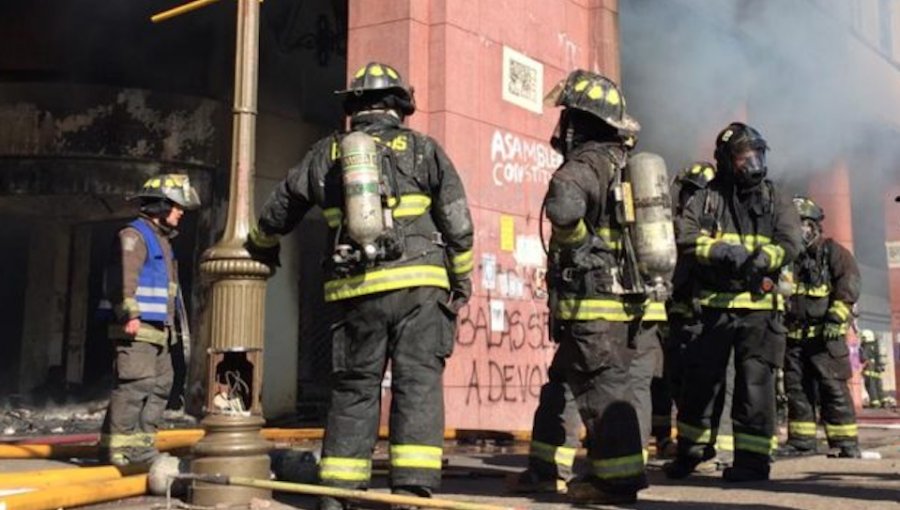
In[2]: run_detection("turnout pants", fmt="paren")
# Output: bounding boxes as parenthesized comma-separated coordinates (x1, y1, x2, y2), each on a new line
(784, 334, 858, 449)
(320, 286, 455, 491)
(553, 319, 659, 494)
(676, 309, 784, 475)
(100, 337, 173, 464)
(654, 318, 734, 456)
(864, 374, 884, 407)
(527, 322, 660, 481)
(526, 351, 581, 481)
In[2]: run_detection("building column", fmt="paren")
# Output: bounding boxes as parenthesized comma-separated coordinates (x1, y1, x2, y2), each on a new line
(809, 160, 863, 410)
(883, 185, 900, 403)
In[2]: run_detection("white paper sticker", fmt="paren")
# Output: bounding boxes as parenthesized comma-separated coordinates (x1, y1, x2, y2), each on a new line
(489, 299, 506, 332)
(514, 235, 546, 267)
(481, 253, 497, 291)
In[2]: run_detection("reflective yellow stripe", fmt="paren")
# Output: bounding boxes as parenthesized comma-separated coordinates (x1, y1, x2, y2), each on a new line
(697, 289, 784, 311)
(788, 324, 824, 339)
(555, 298, 663, 321)
(591, 453, 645, 480)
(760, 244, 785, 270)
(323, 207, 343, 228)
(529, 441, 577, 468)
(390, 444, 443, 470)
(795, 283, 830, 297)
(696, 235, 716, 262)
(824, 423, 858, 438)
(716, 434, 734, 452)
(828, 301, 851, 322)
(390, 194, 432, 217)
(717, 233, 772, 249)
(734, 433, 775, 455)
(595, 228, 622, 250)
(323, 194, 432, 229)
(99, 433, 154, 448)
(789, 421, 817, 437)
(677, 421, 712, 444)
(249, 227, 280, 249)
(450, 250, 474, 275)
(643, 301, 668, 321)
(698, 233, 776, 263)
(320, 457, 372, 482)
(324, 265, 450, 302)
(552, 219, 588, 246)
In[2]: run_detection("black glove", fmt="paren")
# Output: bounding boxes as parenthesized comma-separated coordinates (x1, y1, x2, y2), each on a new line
(744, 249, 771, 276)
(709, 243, 750, 272)
(246, 227, 281, 269)
(448, 277, 472, 314)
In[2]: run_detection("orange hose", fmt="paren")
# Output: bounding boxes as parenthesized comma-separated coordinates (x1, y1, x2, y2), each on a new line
(0, 428, 534, 459)
(0, 475, 147, 510)
(0, 465, 145, 490)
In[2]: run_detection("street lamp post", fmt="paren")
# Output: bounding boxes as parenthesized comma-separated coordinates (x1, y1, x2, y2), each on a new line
(152, 0, 272, 506)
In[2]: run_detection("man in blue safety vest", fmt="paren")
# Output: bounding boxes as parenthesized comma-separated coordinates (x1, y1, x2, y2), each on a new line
(98, 174, 200, 466)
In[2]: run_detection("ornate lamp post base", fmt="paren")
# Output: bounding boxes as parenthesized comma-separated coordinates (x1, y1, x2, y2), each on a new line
(191, 414, 272, 505)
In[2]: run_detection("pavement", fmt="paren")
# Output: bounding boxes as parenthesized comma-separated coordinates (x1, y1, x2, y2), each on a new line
(1, 421, 898, 510)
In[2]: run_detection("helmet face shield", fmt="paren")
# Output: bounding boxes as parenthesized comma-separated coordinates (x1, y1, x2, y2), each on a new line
(800, 218, 821, 248)
(732, 147, 767, 187)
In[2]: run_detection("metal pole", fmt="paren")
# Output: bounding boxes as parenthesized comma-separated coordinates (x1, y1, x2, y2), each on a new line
(190, 0, 273, 506)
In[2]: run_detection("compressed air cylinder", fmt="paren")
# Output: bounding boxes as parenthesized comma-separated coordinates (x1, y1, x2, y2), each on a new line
(340, 131, 384, 260)
(625, 152, 677, 282)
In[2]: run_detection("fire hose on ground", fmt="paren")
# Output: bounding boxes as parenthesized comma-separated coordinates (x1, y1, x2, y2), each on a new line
(0, 428, 534, 459)
(184, 474, 525, 510)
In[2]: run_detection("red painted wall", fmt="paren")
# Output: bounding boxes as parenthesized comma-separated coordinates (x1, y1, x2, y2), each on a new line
(883, 186, 900, 400)
(347, 0, 620, 430)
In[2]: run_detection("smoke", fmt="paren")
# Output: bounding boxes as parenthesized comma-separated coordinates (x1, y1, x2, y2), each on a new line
(619, 0, 900, 322)
(620, 0, 900, 182)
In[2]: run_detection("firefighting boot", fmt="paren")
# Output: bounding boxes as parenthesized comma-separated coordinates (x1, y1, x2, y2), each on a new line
(390, 485, 432, 510)
(506, 469, 568, 494)
(775, 443, 817, 458)
(317, 497, 357, 510)
(827, 445, 861, 459)
(566, 476, 640, 505)
(655, 437, 678, 460)
(722, 465, 769, 482)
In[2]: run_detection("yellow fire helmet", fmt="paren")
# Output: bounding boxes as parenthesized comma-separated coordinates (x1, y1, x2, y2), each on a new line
(132, 173, 201, 210)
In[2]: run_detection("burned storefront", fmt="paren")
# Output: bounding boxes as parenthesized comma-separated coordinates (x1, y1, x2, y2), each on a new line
(0, 0, 348, 429)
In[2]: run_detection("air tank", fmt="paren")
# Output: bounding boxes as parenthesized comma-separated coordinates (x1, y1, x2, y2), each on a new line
(340, 131, 384, 260)
(625, 152, 677, 288)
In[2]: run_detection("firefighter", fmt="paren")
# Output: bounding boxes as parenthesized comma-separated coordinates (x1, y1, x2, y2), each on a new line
(534, 69, 667, 504)
(98, 174, 200, 466)
(246, 62, 474, 510)
(506, 126, 667, 496)
(654, 162, 734, 467)
(776, 196, 861, 458)
(665, 122, 801, 482)
(859, 329, 886, 408)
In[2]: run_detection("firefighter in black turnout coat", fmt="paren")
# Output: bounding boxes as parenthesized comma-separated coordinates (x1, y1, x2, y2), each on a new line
(539, 70, 667, 505)
(665, 122, 801, 482)
(777, 196, 861, 458)
(247, 62, 474, 510)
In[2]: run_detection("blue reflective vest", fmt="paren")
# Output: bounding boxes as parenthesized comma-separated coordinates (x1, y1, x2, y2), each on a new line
(130, 218, 172, 323)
